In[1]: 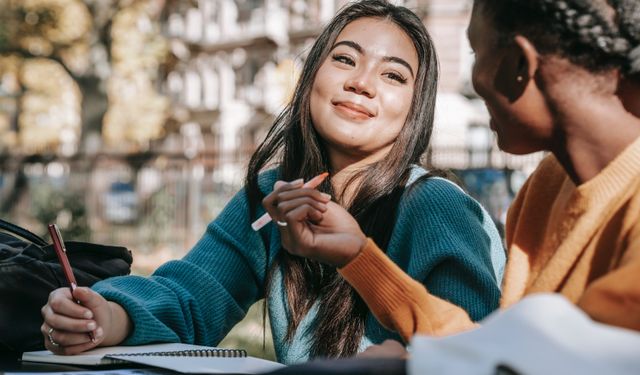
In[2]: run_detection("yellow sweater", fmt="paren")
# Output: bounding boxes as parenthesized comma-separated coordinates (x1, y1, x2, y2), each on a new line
(340, 137, 640, 342)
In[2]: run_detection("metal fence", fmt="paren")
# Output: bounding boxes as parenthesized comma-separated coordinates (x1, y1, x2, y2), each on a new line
(0, 152, 241, 274)
(0, 147, 544, 273)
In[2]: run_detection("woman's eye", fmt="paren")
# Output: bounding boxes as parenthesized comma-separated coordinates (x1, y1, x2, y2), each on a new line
(385, 72, 407, 84)
(331, 54, 355, 66)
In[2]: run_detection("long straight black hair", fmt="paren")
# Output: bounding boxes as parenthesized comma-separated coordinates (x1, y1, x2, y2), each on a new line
(245, 0, 439, 359)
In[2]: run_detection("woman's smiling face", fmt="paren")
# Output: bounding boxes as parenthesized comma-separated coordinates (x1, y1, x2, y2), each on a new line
(310, 17, 418, 167)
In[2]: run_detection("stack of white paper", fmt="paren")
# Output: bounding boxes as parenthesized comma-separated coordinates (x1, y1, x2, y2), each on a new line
(409, 293, 640, 375)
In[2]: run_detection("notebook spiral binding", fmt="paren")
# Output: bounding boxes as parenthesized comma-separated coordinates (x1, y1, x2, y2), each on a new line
(112, 349, 247, 358)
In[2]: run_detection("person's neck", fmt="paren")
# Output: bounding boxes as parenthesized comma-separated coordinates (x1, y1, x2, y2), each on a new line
(329, 148, 389, 205)
(551, 96, 640, 185)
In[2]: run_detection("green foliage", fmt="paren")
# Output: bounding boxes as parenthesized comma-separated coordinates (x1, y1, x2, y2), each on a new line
(0, 0, 8, 51)
(0, 24, 7, 51)
(30, 183, 90, 241)
(140, 186, 178, 247)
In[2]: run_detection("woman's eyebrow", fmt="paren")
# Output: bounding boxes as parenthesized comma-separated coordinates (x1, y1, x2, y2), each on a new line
(330, 40, 415, 78)
(382, 56, 414, 78)
(330, 40, 364, 53)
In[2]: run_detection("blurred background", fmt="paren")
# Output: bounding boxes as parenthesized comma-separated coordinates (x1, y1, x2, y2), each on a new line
(0, 0, 543, 359)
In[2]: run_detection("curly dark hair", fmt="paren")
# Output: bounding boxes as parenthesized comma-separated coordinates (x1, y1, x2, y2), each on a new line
(475, 0, 640, 75)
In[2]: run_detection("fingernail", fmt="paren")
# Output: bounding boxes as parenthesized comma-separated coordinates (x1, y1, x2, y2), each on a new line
(321, 193, 332, 200)
(87, 322, 96, 330)
(291, 178, 304, 185)
(84, 310, 93, 319)
(96, 327, 103, 337)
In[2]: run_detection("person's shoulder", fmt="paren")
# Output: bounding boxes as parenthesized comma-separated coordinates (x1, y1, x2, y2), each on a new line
(404, 166, 466, 198)
(256, 167, 281, 193)
(397, 174, 489, 227)
(405, 174, 470, 207)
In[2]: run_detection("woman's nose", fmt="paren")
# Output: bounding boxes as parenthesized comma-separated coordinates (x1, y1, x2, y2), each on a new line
(344, 72, 376, 98)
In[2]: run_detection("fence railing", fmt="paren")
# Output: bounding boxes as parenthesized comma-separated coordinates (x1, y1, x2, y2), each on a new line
(0, 147, 545, 273)
(0, 152, 242, 274)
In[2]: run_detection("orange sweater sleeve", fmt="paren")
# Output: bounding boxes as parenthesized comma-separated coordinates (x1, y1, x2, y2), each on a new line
(578, 236, 640, 331)
(338, 238, 478, 342)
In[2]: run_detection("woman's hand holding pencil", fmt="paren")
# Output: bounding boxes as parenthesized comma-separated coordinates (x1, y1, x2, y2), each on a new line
(261, 172, 367, 268)
(252, 172, 330, 230)
(41, 286, 132, 354)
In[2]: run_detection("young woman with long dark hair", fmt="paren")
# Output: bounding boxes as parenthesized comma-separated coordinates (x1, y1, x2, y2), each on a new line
(40, 0, 505, 363)
(266, 0, 640, 347)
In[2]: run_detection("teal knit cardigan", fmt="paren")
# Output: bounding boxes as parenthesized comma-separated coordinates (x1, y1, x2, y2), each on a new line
(93, 168, 505, 364)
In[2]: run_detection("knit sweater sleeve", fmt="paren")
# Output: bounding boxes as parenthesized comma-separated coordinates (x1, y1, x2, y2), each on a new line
(577, 256, 640, 331)
(340, 239, 479, 341)
(339, 177, 505, 342)
(92, 173, 276, 346)
(577, 211, 640, 331)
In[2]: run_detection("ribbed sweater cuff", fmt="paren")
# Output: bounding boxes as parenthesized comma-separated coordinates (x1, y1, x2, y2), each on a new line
(339, 238, 421, 313)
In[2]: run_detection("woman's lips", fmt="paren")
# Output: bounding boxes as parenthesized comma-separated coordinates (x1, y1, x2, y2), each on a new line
(332, 101, 374, 120)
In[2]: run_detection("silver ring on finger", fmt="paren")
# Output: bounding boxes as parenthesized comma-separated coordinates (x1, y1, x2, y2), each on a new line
(276, 220, 288, 227)
(47, 327, 60, 347)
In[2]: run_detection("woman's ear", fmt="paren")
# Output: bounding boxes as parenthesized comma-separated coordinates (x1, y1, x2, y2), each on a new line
(493, 35, 539, 103)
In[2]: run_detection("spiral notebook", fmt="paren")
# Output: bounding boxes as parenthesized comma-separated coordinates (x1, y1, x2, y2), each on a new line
(21, 343, 285, 374)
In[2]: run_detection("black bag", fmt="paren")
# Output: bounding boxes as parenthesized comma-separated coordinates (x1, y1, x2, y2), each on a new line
(0, 219, 133, 353)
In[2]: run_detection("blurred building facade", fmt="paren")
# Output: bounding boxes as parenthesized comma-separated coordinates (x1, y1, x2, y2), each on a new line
(159, 0, 543, 184)
(0, 0, 543, 178)
(0, 0, 544, 266)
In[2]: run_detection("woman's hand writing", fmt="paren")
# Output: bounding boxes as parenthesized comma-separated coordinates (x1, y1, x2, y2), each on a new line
(41, 287, 130, 354)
